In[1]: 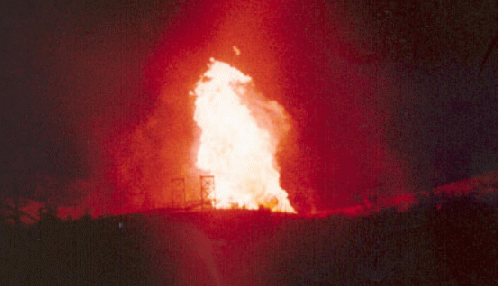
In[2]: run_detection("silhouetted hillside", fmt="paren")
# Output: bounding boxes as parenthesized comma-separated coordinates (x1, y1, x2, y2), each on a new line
(0, 192, 496, 285)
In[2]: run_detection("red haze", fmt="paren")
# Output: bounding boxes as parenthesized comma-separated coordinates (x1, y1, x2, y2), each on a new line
(88, 0, 411, 215)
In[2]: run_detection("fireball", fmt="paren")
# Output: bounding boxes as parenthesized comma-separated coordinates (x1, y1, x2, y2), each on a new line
(192, 58, 294, 212)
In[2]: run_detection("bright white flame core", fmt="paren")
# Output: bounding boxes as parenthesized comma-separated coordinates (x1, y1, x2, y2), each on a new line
(193, 58, 294, 212)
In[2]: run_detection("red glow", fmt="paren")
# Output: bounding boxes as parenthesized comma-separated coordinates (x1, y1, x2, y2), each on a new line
(50, 0, 406, 216)
(29, 0, 491, 220)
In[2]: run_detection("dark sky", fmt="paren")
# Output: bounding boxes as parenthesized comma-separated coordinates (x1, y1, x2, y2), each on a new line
(1, 0, 496, 212)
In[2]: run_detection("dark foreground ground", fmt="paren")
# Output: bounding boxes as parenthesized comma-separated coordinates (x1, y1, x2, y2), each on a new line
(1, 192, 497, 286)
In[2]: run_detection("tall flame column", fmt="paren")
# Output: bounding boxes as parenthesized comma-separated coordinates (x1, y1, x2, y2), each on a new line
(192, 58, 294, 212)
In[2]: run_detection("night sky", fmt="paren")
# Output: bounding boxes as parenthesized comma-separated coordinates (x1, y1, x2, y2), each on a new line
(1, 0, 497, 214)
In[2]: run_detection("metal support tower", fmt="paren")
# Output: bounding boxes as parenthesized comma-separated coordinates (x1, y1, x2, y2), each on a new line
(170, 177, 186, 209)
(200, 175, 215, 211)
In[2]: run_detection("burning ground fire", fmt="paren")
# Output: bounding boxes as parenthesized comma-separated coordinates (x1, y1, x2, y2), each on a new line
(192, 58, 295, 212)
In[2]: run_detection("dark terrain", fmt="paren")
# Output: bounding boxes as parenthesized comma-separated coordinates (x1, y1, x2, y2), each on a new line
(1, 192, 497, 286)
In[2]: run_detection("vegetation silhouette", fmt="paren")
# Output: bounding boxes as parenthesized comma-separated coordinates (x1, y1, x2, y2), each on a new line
(0, 190, 496, 285)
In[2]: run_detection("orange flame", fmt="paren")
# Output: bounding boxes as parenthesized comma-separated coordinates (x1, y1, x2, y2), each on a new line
(192, 58, 294, 212)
